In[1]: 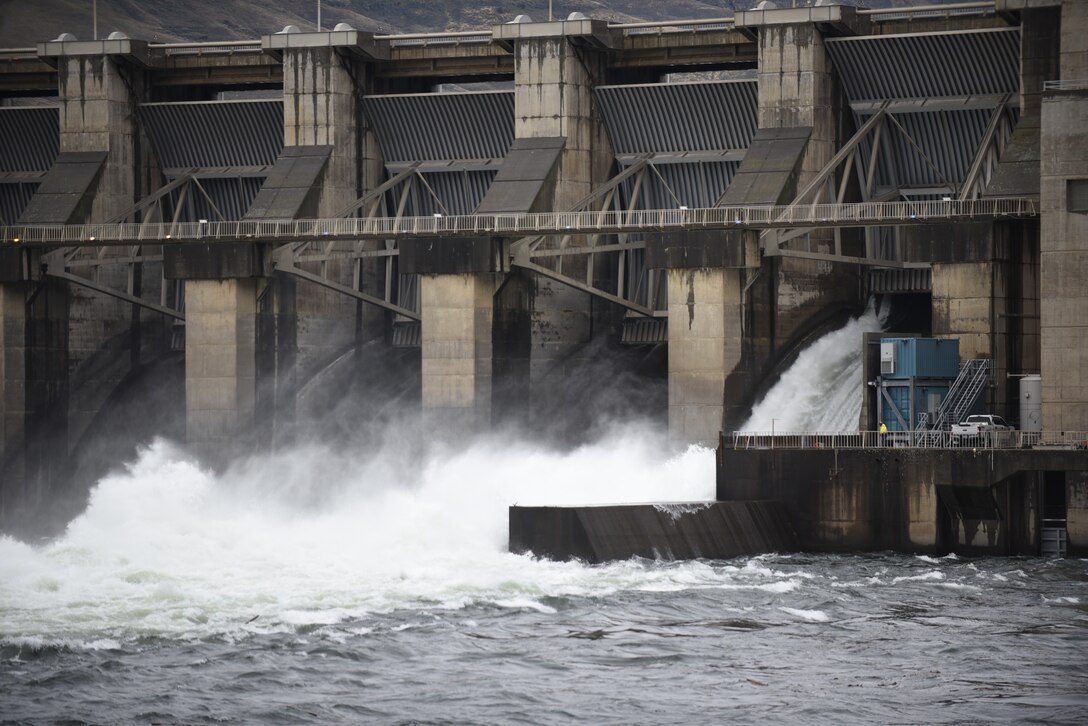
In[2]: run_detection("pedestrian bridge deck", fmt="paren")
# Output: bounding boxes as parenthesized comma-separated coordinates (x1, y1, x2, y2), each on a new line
(2, 197, 1038, 247)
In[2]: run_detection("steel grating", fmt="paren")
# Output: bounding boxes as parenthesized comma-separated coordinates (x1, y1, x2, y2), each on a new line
(825, 28, 1020, 102)
(140, 100, 284, 171)
(595, 81, 757, 156)
(362, 91, 514, 163)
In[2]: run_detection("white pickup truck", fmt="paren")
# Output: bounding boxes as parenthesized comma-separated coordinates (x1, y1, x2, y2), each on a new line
(951, 414, 1014, 445)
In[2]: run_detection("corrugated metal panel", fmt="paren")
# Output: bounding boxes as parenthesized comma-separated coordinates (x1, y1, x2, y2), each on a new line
(826, 29, 1020, 101)
(621, 316, 667, 345)
(882, 337, 960, 379)
(0, 107, 58, 173)
(622, 159, 739, 210)
(391, 169, 497, 217)
(854, 107, 1017, 192)
(165, 176, 265, 222)
(140, 100, 284, 170)
(0, 182, 38, 225)
(595, 81, 757, 155)
(869, 267, 931, 293)
(392, 321, 421, 348)
(363, 91, 514, 163)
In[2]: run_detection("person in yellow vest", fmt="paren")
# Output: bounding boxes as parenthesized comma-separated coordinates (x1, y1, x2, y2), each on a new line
(879, 421, 888, 446)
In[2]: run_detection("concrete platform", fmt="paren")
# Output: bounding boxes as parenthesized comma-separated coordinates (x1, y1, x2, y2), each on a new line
(509, 500, 797, 563)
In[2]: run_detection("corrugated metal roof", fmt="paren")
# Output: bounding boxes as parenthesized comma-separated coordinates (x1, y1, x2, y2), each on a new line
(0, 182, 37, 225)
(0, 107, 58, 174)
(363, 91, 514, 163)
(621, 159, 739, 210)
(140, 100, 284, 171)
(390, 169, 497, 216)
(165, 177, 266, 222)
(595, 81, 758, 155)
(826, 29, 1019, 101)
(855, 107, 1017, 193)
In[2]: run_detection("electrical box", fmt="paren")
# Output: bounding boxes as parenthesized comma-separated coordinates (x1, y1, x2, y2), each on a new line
(880, 342, 896, 375)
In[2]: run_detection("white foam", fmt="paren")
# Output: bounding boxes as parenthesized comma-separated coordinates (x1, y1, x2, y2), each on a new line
(780, 607, 830, 622)
(891, 570, 945, 585)
(743, 308, 883, 432)
(0, 432, 729, 645)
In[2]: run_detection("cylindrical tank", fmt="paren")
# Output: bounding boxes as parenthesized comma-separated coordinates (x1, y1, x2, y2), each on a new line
(1020, 375, 1042, 432)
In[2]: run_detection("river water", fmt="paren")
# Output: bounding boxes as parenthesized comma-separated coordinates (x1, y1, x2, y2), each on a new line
(2, 431, 1087, 724)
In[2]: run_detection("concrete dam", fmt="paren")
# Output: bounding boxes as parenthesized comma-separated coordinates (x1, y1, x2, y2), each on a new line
(1, 1, 1086, 556)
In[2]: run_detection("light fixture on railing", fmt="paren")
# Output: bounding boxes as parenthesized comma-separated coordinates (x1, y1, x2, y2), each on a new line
(89, 235, 95, 241)
(12, 237, 19, 243)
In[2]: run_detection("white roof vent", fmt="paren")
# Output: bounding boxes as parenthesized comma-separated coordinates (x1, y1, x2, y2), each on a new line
(756, 1, 780, 9)
(107, 31, 128, 40)
(53, 32, 78, 42)
(333, 23, 354, 31)
(567, 12, 588, 20)
(508, 14, 533, 23)
(277, 25, 301, 34)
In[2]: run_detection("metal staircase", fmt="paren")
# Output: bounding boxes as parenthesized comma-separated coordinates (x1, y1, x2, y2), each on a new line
(931, 358, 992, 431)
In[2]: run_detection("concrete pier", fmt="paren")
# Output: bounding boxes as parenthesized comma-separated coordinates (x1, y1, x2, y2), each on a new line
(500, 19, 617, 422)
(184, 278, 258, 454)
(419, 272, 500, 431)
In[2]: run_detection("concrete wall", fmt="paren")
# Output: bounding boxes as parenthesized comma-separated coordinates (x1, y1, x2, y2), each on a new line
(1040, 93, 1088, 430)
(1069, 470, 1088, 556)
(719, 446, 1088, 555)
(0, 280, 24, 468)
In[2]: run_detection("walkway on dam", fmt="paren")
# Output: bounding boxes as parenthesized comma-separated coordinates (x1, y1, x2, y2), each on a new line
(729, 430, 1088, 451)
(2, 197, 1038, 247)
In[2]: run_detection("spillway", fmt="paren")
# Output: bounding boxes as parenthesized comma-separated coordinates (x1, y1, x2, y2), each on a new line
(742, 309, 883, 433)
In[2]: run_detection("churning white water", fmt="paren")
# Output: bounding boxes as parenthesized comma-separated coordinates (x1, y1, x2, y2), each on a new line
(0, 428, 720, 647)
(743, 309, 883, 432)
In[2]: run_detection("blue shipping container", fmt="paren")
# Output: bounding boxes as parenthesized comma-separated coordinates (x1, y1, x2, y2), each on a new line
(882, 383, 952, 431)
(880, 337, 959, 379)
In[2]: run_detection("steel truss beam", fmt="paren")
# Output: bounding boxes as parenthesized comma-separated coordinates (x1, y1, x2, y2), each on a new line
(41, 250, 184, 320)
(271, 245, 419, 321)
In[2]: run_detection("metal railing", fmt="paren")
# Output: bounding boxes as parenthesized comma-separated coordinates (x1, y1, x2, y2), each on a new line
(859, 2, 996, 19)
(731, 430, 1088, 451)
(0, 197, 1039, 247)
(1044, 79, 1088, 92)
(612, 18, 736, 35)
(154, 40, 264, 57)
(381, 31, 494, 47)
